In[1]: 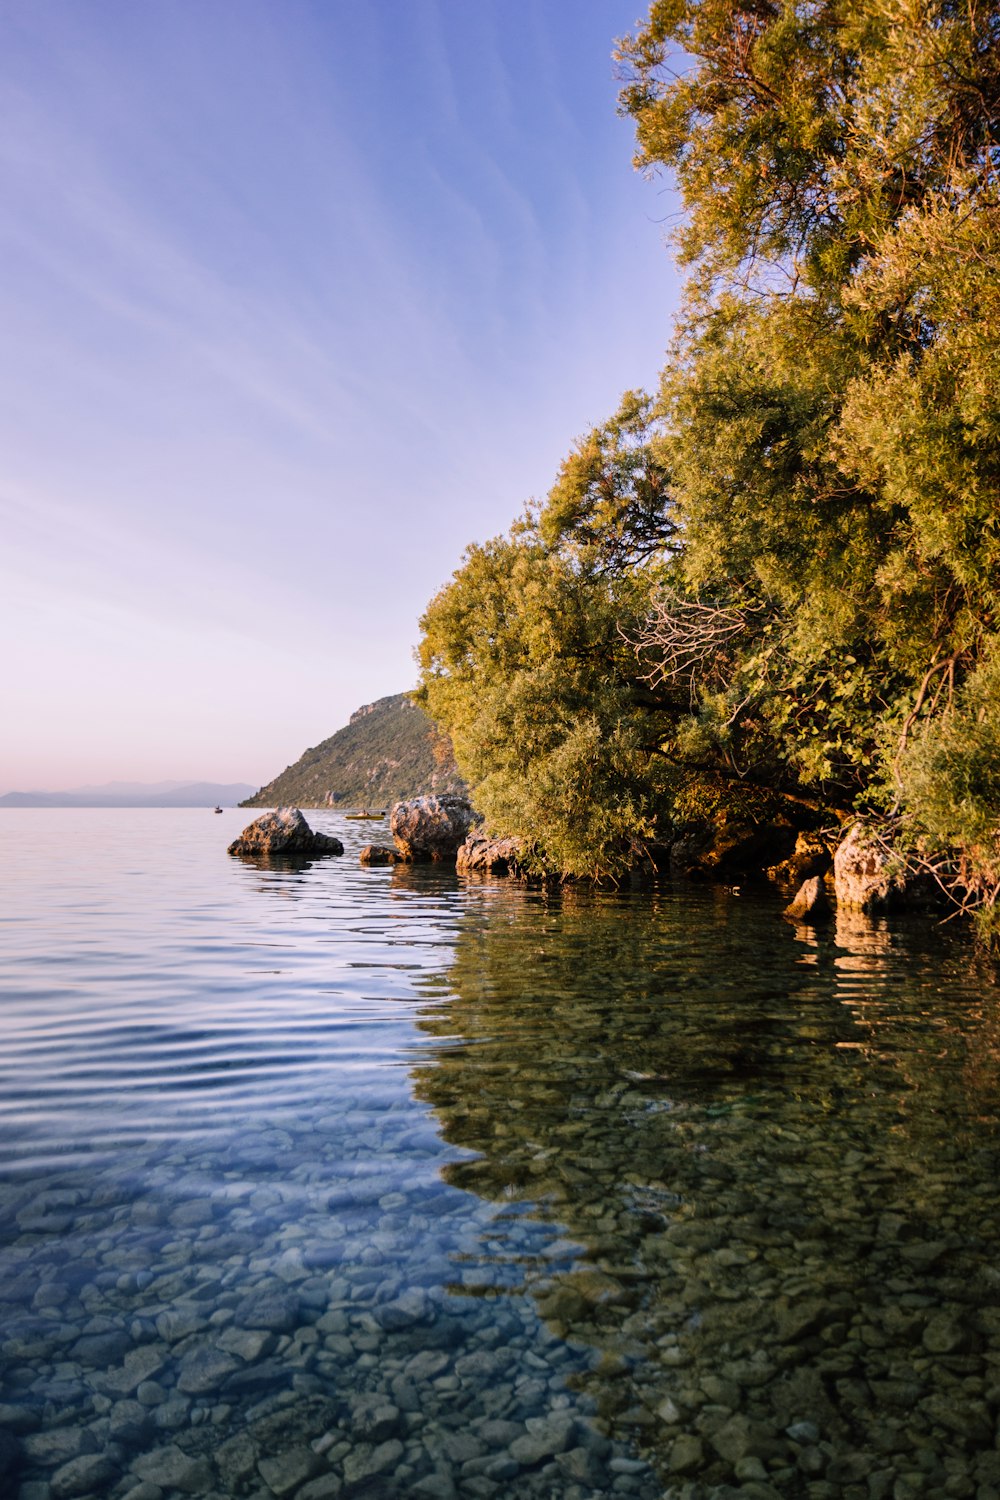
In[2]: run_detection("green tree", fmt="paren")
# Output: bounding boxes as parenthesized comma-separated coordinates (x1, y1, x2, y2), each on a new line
(416, 0, 1000, 893)
(416, 396, 676, 878)
(617, 0, 1000, 894)
(617, 0, 1000, 300)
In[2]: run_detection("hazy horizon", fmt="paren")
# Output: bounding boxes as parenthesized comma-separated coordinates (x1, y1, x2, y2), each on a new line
(0, 778, 258, 797)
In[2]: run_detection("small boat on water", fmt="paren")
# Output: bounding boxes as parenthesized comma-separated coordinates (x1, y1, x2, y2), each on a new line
(344, 809, 386, 821)
(213, 806, 223, 814)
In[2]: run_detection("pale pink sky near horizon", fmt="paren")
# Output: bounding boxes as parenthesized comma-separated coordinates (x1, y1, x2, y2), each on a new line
(1, 0, 683, 795)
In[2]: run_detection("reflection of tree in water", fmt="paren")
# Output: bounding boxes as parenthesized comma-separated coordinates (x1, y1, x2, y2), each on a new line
(412, 881, 1000, 1492)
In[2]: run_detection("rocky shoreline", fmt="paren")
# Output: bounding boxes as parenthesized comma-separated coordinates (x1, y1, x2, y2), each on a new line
(230, 798, 941, 925)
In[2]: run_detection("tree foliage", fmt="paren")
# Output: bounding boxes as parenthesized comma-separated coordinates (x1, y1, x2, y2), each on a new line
(416, 0, 1000, 893)
(416, 396, 676, 878)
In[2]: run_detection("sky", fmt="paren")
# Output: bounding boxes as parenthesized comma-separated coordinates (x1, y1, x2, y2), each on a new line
(0, 0, 683, 793)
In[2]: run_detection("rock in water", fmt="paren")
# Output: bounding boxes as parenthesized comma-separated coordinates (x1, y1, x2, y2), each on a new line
(228, 807, 344, 858)
(359, 844, 400, 866)
(833, 823, 908, 912)
(390, 794, 477, 862)
(784, 875, 831, 921)
(456, 832, 525, 877)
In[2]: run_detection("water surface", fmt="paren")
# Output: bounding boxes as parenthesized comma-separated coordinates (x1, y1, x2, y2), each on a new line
(1, 809, 999, 1499)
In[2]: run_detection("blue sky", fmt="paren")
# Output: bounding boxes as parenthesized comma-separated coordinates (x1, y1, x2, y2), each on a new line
(1, 0, 681, 792)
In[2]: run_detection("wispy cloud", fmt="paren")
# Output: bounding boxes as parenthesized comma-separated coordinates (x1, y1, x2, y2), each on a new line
(0, 0, 681, 788)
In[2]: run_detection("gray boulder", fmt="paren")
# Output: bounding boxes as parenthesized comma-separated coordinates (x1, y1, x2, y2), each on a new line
(390, 794, 477, 862)
(228, 807, 344, 858)
(456, 832, 525, 877)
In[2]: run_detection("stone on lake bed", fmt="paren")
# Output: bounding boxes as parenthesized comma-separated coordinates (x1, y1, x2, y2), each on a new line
(348, 1394, 401, 1443)
(509, 1411, 575, 1465)
(50, 1453, 119, 1498)
(257, 1445, 324, 1496)
(22, 1427, 95, 1465)
(372, 1288, 432, 1329)
(155, 1303, 209, 1342)
(922, 1310, 966, 1354)
(556, 1446, 607, 1485)
(130, 1443, 213, 1492)
(775, 1296, 831, 1344)
(298, 1476, 345, 1500)
(404, 1349, 450, 1382)
(108, 1399, 151, 1444)
(656, 1395, 681, 1424)
(668, 1434, 704, 1475)
(219, 1326, 276, 1361)
(410, 1472, 458, 1499)
(228, 807, 344, 858)
(0, 1402, 39, 1434)
(175, 1344, 242, 1395)
(71, 1329, 131, 1366)
(215, 1432, 259, 1484)
(117, 1482, 163, 1500)
(343, 1438, 404, 1484)
(709, 1413, 757, 1464)
(101, 1345, 166, 1395)
(234, 1284, 301, 1332)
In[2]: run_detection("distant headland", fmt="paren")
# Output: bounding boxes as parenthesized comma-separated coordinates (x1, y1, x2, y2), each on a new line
(0, 781, 257, 809)
(240, 692, 463, 810)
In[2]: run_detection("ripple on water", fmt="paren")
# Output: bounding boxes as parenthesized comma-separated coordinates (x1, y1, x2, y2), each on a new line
(1, 808, 999, 1498)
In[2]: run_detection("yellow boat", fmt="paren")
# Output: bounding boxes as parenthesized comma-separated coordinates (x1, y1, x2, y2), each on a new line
(344, 809, 386, 820)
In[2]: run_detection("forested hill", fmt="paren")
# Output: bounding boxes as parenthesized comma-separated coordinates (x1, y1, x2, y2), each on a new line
(241, 693, 463, 809)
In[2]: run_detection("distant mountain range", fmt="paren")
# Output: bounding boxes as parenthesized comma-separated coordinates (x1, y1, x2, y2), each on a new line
(0, 781, 257, 808)
(241, 692, 464, 808)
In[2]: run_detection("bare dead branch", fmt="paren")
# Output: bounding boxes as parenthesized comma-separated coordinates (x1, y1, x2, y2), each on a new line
(627, 590, 767, 688)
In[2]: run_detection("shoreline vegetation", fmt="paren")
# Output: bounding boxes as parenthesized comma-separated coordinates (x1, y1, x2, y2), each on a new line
(411, 0, 1000, 942)
(229, 799, 933, 929)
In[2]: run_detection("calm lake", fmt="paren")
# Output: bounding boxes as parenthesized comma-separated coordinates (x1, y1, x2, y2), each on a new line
(2, 808, 999, 1500)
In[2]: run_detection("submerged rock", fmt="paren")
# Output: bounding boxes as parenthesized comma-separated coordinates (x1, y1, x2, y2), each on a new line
(51, 1453, 119, 1498)
(456, 832, 526, 877)
(228, 808, 344, 859)
(390, 794, 477, 863)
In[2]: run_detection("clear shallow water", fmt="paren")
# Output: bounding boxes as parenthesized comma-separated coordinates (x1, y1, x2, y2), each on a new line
(2, 810, 1000, 1500)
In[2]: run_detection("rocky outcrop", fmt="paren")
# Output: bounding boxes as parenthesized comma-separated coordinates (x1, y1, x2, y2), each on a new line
(359, 845, 401, 866)
(456, 832, 526, 877)
(390, 795, 477, 863)
(784, 875, 831, 921)
(833, 823, 910, 912)
(228, 808, 344, 859)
